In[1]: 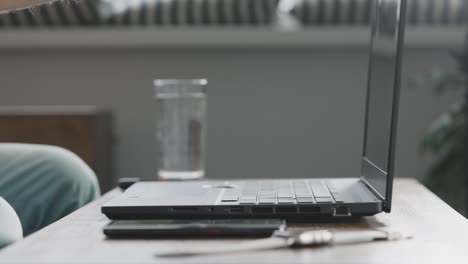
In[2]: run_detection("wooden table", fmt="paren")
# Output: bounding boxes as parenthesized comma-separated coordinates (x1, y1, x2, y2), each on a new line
(1, 178, 467, 263)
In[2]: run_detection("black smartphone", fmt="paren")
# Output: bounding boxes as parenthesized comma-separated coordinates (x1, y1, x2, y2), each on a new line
(103, 219, 286, 238)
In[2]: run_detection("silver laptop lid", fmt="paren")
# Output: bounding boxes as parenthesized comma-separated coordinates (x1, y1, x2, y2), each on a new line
(361, 0, 406, 212)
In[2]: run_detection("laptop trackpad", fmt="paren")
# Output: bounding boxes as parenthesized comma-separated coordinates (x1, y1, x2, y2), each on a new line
(121, 182, 222, 206)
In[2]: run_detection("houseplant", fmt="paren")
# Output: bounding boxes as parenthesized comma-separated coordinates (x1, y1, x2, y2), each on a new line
(413, 31, 468, 215)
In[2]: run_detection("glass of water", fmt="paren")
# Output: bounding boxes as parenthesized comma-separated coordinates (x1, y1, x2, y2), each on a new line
(154, 79, 207, 180)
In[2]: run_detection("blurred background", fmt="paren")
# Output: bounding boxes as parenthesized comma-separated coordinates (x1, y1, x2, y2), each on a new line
(0, 0, 466, 214)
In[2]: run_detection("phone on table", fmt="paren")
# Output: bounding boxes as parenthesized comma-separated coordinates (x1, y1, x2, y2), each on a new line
(103, 219, 286, 238)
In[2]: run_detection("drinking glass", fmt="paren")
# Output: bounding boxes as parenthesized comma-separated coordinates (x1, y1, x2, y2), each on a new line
(154, 79, 207, 180)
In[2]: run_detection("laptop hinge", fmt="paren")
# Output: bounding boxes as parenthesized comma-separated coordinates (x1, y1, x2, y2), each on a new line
(360, 177, 385, 202)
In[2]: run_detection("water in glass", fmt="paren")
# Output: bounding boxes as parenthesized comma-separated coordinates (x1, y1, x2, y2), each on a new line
(154, 79, 207, 180)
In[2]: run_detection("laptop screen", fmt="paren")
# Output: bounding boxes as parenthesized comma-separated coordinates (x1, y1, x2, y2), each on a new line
(361, 0, 406, 211)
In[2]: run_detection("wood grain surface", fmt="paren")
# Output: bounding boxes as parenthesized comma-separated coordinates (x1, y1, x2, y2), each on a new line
(0, 107, 114, 191)
(0, 115, 97, 169)
(0, 178, 467, 263)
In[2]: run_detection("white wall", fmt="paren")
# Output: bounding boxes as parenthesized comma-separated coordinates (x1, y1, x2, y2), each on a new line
(0, 42, 462, 186)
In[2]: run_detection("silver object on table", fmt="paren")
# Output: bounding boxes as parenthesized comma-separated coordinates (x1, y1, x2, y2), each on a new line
(155, 228, 412, 258)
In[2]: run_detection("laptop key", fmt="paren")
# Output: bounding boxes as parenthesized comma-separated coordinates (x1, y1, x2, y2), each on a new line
(295, 193, 312, 198)
(310, 181, 332, 198)
(277, 198, 296, 204)
(277, 192, 294, 198)
(258, 198, 276, 204)
(295, 189, 310, 193)
(259, 191, 275, 195)
(315, 197, 334, 203)
(296, 197, 314, 204)
(239, 198, 257, 204)
(294, 184, 312, 197)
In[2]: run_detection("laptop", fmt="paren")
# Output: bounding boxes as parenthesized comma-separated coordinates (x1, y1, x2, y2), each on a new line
(102, 0, 407, 220)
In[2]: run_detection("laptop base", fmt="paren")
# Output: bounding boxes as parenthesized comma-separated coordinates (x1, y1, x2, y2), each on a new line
(102, 178, 383, 220)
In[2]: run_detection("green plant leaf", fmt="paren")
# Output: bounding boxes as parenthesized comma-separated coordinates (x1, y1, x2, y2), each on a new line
(423, 144, 467, 213)
(403, 69, 465, 95)
(419, 103, 465, 155)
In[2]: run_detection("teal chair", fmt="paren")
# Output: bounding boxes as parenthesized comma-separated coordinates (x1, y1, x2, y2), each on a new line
(0, 143, 100, 247)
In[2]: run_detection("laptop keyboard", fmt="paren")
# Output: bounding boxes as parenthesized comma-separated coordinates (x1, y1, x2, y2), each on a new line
(220, 180, 343, 205)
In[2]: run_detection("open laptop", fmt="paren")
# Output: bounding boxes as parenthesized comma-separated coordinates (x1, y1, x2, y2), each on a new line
(102, 0, 407, 220)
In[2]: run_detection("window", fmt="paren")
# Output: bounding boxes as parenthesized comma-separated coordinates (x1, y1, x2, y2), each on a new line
(0, 0, 464, 29)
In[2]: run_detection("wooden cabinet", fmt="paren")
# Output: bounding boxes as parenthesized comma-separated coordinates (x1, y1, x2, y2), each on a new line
(0, 106, 114, 192)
